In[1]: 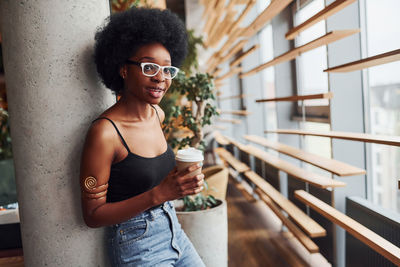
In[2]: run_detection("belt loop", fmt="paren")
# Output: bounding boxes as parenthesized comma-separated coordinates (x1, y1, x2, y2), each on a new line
(149, 209, 155, 221)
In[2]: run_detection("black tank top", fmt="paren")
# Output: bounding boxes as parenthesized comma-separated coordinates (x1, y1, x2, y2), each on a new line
(92, 106, 176, 203)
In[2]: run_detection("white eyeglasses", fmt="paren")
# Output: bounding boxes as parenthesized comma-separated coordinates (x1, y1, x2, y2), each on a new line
(125, 60, 179, 79)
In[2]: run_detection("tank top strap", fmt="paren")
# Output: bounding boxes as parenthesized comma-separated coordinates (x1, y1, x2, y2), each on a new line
(150, 104, 161, 125)
(92, 117, 131, 154)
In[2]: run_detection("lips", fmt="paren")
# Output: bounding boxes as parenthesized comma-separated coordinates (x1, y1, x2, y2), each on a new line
(146, 86, 165, 98)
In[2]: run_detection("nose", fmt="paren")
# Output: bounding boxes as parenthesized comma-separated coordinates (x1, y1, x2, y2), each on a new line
(151, 69, 165, 83)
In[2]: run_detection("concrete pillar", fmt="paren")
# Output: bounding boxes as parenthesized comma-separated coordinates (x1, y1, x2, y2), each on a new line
(0, 1, 114, 266)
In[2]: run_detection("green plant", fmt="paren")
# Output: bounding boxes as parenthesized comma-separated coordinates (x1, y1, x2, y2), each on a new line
(164, 72, 219, 151)
(0, 108, 12, 160)
(161, 30, 220, 211)
(182, 193, 217, 212)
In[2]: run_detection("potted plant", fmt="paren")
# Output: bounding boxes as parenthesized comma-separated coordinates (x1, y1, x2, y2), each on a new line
(160, 30, 229, 266)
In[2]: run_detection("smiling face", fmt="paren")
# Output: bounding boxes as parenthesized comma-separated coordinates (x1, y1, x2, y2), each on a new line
(121, 42, 173, 104)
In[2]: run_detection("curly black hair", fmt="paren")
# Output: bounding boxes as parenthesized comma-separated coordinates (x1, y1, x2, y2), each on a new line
(94, 7, 188, 94)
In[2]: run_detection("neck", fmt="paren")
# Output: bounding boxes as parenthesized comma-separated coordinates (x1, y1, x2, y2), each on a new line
(117, 90, 153, 121)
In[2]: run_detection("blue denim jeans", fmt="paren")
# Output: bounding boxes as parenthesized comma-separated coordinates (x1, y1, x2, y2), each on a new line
(107, 201, 206, 267)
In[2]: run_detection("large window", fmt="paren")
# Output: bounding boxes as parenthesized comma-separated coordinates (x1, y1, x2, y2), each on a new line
(294, 0, 332, 174)
(364, 0, 400, 213)
(294, 0, 329, 107)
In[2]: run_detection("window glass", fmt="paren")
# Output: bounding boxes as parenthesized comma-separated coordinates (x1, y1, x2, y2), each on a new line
(295, 0, 329, 106)
(259, 24, 277, 141)
(365, 0, 400, 213)
(301, 121, 332, 177)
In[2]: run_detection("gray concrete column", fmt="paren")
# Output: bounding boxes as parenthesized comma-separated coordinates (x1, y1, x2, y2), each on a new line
(0, 1, 114, 266)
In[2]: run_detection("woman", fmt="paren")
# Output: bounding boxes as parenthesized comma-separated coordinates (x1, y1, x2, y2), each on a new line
(79, 7, 206, 266)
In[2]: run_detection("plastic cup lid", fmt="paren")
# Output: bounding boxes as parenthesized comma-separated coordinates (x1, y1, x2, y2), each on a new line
(175, 147, 204, 162)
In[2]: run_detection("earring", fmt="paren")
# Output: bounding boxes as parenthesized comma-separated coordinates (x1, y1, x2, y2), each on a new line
(122, 71, 127, 79)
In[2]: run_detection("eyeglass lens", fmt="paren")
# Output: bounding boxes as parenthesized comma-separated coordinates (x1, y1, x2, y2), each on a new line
(142, 63, 178, 79)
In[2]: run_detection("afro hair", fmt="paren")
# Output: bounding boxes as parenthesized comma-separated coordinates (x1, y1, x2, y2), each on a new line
(94, 7, 188, 94)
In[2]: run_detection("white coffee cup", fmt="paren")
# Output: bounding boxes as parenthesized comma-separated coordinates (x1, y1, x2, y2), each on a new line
(175, 147, 204, 175)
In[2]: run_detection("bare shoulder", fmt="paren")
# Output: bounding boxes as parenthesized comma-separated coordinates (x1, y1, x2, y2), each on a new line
(153, 104, 165, 122)
(82, 118, 119, 164)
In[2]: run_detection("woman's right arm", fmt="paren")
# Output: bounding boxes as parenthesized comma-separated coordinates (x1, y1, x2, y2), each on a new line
(80, 121, 204, 228)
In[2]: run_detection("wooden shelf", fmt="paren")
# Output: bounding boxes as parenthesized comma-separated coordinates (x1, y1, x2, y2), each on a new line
(256, 92, 333, 103)
(212, 125, 227, 131)
(217, 118, 242, 124)
(214, 147, 250, 173)
(230, 44, 260, 68)
(254, 188, 320, 253)
(214, 131, 230, 146)
(207, 0, 292, 71)
(285, 0, 357, 40)
(219, 40, 249, 65)
(244, 171, 326, 238)
(240, 0, 294, 38)
(212, 67, 223, 78)
(244, 135, 366, 176)
(265, 129, 400, 147)
(240, 30, 359, 78)
(324, 48, 400, 73)
(226, 0, 257, 37)
(295, 190, 400, 266)
(207, 8, 238, 48)
(242, 145, 346, 189)
(209, 40, 248, 71)
(217, 109, 252, 116)
(219, 94, 249, 101)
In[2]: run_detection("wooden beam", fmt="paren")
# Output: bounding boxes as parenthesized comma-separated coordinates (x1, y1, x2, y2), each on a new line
(242, 145, 346, 189)
(218, 109, 252, 116)
(217, 118, 242, 124)
(244, 171, 326, 237)
(214, 131, 230, 145)
(256, 92, 333, 103)
(218, 40, 249, 66)
(230, 44, 260, 67)
(244, 135, 366, 176)
(241, 0, 294, 38)
(265, 129, 400, 147)
(254, 188, 320, 253)
(212, 67, 223, 78)
(295, 190, 400, 266)
(212, 125, 227, 131)
(286, 0, 357, 40)
(226, 0, 257, 36)
(240, 30, 359, 78)
(324, 48, 400, 73)
(214, 147, 251, 173)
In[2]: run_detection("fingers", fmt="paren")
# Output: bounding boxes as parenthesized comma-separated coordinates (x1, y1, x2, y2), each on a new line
(178, 174, 205, 196)
(177, 163, 202, 177)
(183, 185, 204, 196)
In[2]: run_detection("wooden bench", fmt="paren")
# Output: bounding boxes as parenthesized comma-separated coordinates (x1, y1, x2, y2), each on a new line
(214, 147, 250, 173)
(213, 131, 230, 146)
(242, 144, 346, 189)
(244, 134, 366, 177)
(244, 171, 326, 238)
(295, 190, 400, 266)
(214, 147, 326, 237)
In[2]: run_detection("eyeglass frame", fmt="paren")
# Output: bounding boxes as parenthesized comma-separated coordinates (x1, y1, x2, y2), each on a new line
(125, 60, 180, 79)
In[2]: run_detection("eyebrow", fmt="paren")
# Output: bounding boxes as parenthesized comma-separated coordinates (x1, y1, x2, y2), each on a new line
(139, 56, 171, 63)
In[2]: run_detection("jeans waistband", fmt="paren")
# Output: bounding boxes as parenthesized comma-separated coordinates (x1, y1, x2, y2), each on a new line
(131, 201, 173, 219)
